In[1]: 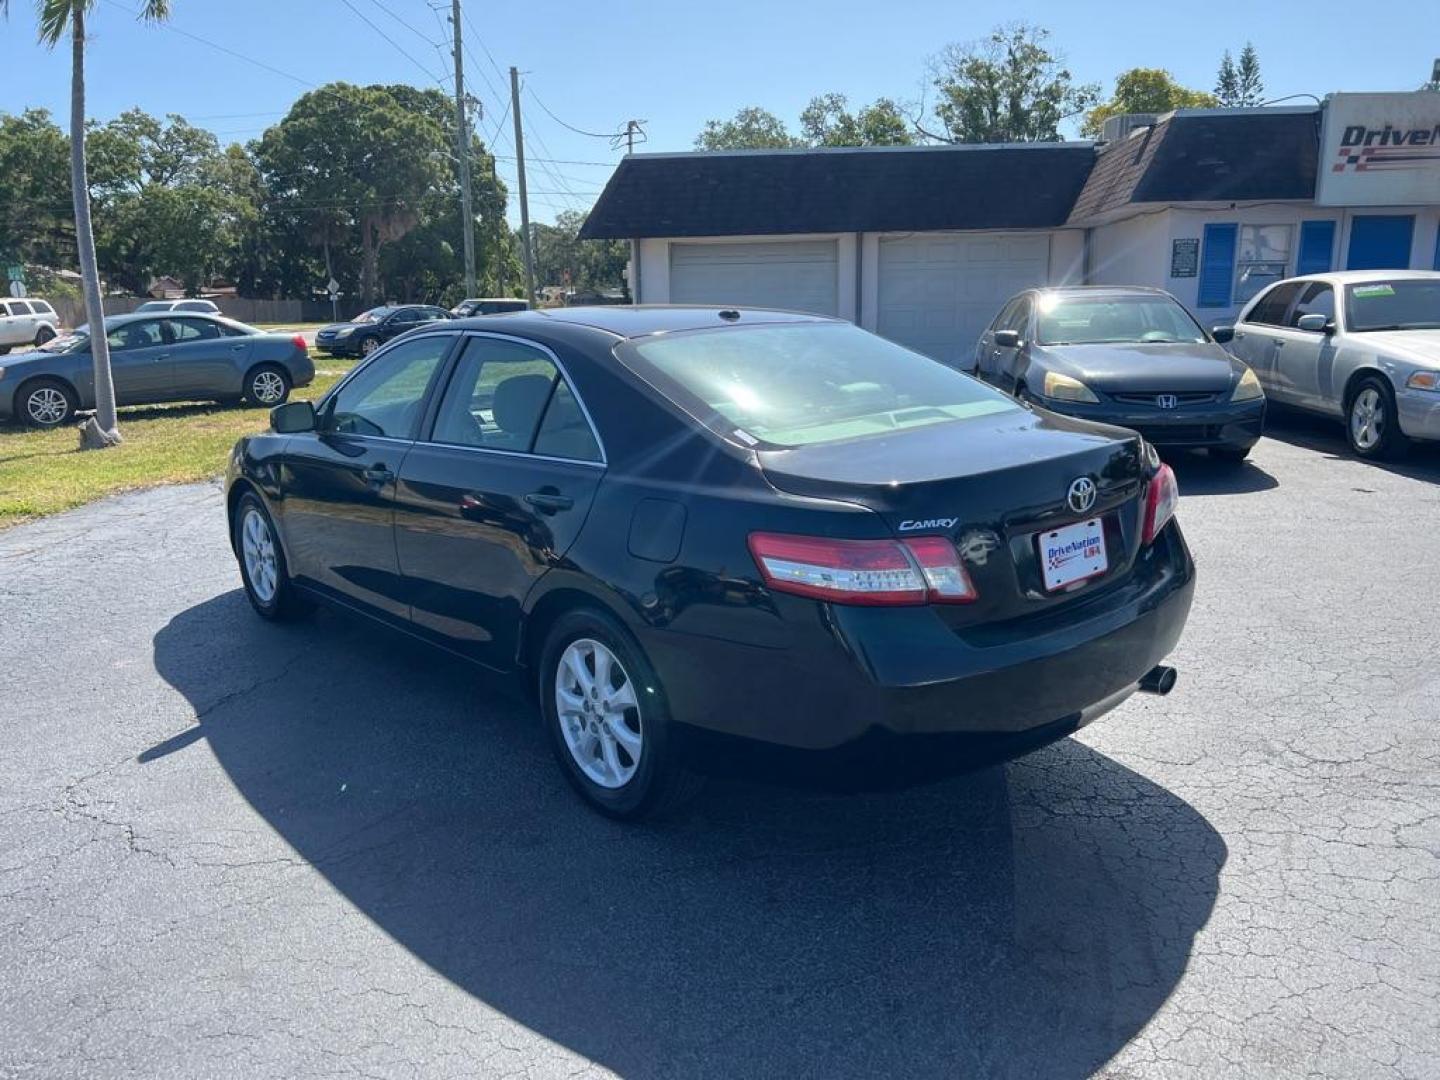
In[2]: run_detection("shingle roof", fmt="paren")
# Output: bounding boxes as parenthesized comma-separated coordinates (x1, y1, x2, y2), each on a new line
(1068, 109, 1320, 223)
(577, 144, 1098, 240)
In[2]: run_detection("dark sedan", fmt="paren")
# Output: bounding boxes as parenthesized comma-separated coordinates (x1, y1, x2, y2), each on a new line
(1, 313, 313, 428)
(226, 307, 1194, 818)
(974, 287, 1266, 461)
(314, 304, 452, 358)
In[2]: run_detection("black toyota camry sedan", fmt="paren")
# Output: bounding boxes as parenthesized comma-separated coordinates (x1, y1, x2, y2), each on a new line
(974, 286, 1266, 460)
(226, 307, 1195, 818)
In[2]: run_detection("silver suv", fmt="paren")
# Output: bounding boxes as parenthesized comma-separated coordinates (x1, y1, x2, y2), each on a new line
(0, 298, 62, 354)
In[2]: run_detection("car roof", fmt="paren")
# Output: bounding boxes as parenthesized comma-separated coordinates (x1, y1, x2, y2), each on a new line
(1280, 269, 1440, 285)
(1031, 285, 1176, 300)
(101, 311, 227, 326)
(450, 304, 837, 340)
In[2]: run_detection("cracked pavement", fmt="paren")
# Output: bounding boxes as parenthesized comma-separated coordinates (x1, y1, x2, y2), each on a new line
(1, 411, 1437, 1078)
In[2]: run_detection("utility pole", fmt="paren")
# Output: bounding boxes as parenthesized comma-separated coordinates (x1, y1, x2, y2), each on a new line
(510, 66, 536, 306)
(451, 0, 476, 297)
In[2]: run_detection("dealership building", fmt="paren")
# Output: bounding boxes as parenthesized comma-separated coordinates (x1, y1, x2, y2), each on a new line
(580, 91, 1440, 365)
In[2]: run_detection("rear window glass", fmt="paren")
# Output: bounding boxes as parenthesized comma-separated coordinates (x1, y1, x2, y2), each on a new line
(624, 322, 1017, 448)
(1345, 280, 1440, 332)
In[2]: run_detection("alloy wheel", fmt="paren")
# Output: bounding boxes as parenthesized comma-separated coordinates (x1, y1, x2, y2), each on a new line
(240, 507, 279, 604)
(555, 637, 643, 789)
(360, 337, 378, 356)
(1350, 388, 1384, 451)
(251, 370, 286, 404)
(26, 387, 68, 426)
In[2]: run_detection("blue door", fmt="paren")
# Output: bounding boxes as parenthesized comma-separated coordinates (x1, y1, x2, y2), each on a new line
(1346, 216, 1414, 270)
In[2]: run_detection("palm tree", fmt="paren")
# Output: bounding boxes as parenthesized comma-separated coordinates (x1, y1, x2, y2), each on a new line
(3, 0, 172, 448)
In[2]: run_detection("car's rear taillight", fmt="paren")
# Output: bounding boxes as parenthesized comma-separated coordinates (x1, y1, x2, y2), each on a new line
(291, 334, 307, 351)
(747, 532, 977, 606)
(1141, 463, 1178, 544)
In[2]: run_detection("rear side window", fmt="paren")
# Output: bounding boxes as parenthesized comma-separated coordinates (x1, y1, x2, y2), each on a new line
(625, 322, 1018, 448)
(33, 300, 55, 315)
(1245, 282, 1303, 326)
(430, 337, 561, 452)
(533, 380, 602, 462)
(165, 318, 219, 341)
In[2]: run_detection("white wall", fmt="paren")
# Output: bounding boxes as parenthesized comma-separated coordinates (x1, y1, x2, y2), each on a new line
(1088, 212, 1172, 291)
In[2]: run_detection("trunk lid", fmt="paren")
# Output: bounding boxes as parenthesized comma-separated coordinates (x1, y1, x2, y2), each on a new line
(758, 408, 1149, 626)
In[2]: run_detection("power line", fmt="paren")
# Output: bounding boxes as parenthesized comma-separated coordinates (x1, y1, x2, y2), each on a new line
(525, 86, 616, 139)
(335, 0, 451, 88)
(100, 0, 315, 88)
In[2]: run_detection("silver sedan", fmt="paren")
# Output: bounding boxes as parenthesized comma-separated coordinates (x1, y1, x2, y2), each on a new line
(1223, 270, 1440, 459)
(0, 312, 315, 428)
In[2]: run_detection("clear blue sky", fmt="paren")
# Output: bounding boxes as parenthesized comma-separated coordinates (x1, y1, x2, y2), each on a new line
(4, 0, 1437, 226)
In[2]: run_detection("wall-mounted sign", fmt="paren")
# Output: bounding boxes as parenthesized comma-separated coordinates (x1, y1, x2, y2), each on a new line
(1316, 92, 1440, 206)
(1170, 238, 1199, 278)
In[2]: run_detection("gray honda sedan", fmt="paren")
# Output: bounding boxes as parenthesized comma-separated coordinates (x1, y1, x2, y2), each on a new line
(0, 312, 314, 428)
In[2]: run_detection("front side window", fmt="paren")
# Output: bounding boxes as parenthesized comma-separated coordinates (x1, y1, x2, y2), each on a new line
(624, 322, 1018, 449)
(325, 333, 452, 438)
(1244, 282, 1304, 327)
(1289, 284, 1336, 328)
(988, 298, 1021, 334)
(1344, 280, 1440, 332)
(10, 300, 34, 315)
(1235, 225, 1293, 303)
(1035, 295, 1207, 345)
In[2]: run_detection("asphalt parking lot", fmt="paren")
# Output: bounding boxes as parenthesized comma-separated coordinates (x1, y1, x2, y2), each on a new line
(2, 410, 1438, 1080)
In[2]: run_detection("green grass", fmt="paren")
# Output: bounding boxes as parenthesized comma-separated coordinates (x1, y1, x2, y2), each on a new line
(0, 360, 355, 529)
(254, 321, 333, 333)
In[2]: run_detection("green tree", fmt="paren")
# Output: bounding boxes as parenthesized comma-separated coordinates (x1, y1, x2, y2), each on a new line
(256, 83, 450, 305)
(1, 0, 174, 449)
(530, 209, 627, 293)
(1082, 68, 1218, 137)
(0, 109, 72, 268)
(695, 107, 800, 151)
(1216, 44, 1264, 107)
(929, 22, 1099, 143)
(799, 94, 914, 147)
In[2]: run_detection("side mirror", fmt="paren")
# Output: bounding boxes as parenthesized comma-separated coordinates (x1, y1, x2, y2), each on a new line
(993, 329, 1022, 349)
(1211, 326, 1235, 344)
(270, 400, 316, 433)
(1296, 313, 1334, 333)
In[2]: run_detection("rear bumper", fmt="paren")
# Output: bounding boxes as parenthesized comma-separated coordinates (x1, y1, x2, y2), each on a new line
(1396, 386, 1440, 442)
(1039, 397, 1265, 450)
(644, 523, 1195, 780)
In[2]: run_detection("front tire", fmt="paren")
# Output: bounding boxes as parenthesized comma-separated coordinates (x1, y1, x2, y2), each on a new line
(1346, 376, 1408, 460)
(233, 492, 312, 620)
(244, 364, 291, 407)
(18, 377, 77, 428)
(539, 608, 703, 820)
(358, 335, 380, 357)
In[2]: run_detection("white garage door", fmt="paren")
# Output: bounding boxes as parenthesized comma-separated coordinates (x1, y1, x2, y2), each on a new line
(670, 240, 839, 316)
(877, 233, 1051, 366)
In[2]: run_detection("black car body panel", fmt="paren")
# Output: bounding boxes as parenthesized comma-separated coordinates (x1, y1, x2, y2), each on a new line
(227, 307, 1194, 786)
(975, 287, 1265, 452)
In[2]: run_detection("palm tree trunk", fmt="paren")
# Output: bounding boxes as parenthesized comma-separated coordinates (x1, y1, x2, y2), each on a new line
(71, 4, 121, 448)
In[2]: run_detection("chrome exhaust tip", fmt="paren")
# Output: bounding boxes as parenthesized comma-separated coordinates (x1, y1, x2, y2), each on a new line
(1138, 664, 1178, 696)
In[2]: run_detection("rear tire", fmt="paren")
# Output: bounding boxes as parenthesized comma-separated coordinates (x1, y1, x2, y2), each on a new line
(539, 607, 703, 820)
(17, 377, 77, 428)
(243, 364, 291, 407)
(1345, 376, 1408, 461)
(233, 492, 313, 621)
(33, 326, 56, 346)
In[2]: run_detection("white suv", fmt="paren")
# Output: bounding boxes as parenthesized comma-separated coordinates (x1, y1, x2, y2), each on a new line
(0, 298, 62, 354)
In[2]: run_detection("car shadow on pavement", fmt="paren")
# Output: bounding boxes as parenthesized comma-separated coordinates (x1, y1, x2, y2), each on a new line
(1262, 406, 1440, 483)
(152, 592, 1226, 1080)
(1165, 450, 1280, 496)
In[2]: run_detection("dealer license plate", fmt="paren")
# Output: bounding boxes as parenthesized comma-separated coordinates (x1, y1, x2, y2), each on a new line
(1039, 519, 1107, 592)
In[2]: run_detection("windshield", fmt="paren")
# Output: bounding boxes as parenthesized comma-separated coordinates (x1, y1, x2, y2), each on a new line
(352, 307, 391, 324)
(624, 322, 1018, 448)
(1345, 280, 1440, 332)
(1036, 295, 1208, 345)
(39, 330, 88, 353)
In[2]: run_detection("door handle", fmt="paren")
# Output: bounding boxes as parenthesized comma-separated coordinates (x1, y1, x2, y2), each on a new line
(362, 464, 394, 487)
(1274, 341, 1285, 348)
(524, 492, 573, 514)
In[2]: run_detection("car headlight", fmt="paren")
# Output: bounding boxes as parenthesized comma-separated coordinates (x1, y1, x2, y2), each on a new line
(1406, 371, 1439, 391)
(1042, 370, 1099, 404)
(334, 326, 355, 337)
(1231, 367, 1264, 402)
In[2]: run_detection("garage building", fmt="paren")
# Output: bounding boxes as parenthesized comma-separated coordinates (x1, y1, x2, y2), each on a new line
(579, 92, 1440, 366)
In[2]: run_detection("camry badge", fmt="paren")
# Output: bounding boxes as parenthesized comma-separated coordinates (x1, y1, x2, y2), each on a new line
(1067, 477, 1097, 514)
(1156, 393, 1178, 409)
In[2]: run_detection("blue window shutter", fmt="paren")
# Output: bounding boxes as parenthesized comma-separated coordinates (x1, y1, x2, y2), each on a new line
(1296, 221, 1336, 275)
(1346, 215, 1414, 270)
(1198, 224, 1237, 308)
(1433, 225, 1440, 271)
